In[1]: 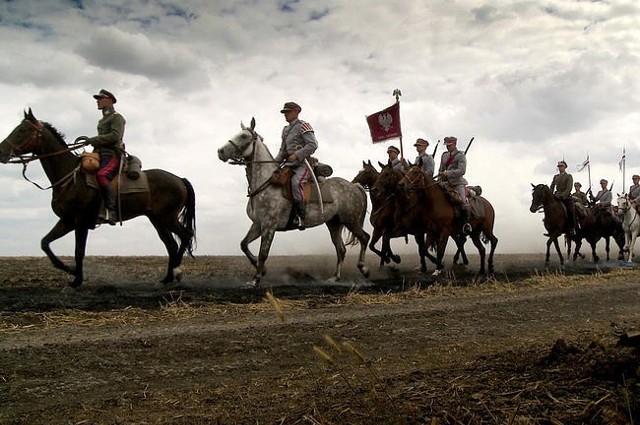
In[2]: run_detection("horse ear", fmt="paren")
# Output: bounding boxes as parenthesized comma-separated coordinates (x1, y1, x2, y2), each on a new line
(26, 108, 36, 122)
(378, 161, 385, 168)
(240, 121, 246, 130)
(367, 159, 372, 166)
(531, 183, 536, 188)
(250, 117, 256, 131)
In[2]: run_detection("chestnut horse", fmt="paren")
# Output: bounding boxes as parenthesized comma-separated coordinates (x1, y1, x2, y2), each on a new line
(399, 164, 498, 275)
(529, 184, 574, 267)
(0, 109, 196, 288)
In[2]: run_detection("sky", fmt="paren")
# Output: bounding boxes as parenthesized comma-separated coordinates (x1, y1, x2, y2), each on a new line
(0, 0, 638, 259)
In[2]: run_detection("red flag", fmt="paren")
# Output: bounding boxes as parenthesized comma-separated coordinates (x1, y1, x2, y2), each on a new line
(366, 102, 402, 143)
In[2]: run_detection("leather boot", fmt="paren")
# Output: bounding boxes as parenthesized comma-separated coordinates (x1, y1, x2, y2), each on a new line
(294, 200, 306, 230)
(99, 184, 117, 226)
(461, 206, 472, 235)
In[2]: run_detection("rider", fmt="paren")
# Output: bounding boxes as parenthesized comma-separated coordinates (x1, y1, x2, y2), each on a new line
(387, 145, 407, 173)
(572, 182, 588, 206)
(87, 89, 125, 225)
(628, 174, 640, 214)
(275, 101, 318, 230)
(589, 178, 613, 207)
(438, 136, 472, 235)
(550, 160, 578, 236)
(414, 138, 435, 178)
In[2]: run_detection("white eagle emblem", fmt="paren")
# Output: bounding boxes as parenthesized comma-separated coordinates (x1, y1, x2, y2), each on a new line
(378, 112, 393, 132)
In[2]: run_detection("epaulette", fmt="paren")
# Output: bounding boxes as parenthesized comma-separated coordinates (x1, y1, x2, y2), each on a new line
(300, 121, 314, 133)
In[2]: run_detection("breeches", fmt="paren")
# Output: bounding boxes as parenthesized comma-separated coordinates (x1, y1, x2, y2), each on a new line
(97, 154, 120, 187)
(290, 165, 310, 201)
(454, 184, 468, 205)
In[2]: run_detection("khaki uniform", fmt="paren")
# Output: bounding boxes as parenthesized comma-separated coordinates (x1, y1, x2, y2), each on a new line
(415, 153, 435, 178)
(276, 118, 318, 202)
(550, 171, 573, 199)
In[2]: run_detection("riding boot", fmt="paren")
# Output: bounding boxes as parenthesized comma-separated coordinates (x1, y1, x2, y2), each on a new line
(294, 200, 306, 231)
(99, 184, 117, 226)
(461, 206, 472, 235)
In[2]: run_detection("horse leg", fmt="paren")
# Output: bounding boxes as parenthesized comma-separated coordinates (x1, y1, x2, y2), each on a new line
(552, 238, 564, 268)
(545, 238, 553, 267)
(470, 234, 486, 275)
(254, 229, 276, 287)
(345, 220, 371, 278)
(414, 234, 427, 273)
(605, 236, 611, 262)
(41, 219, 76, 276)
(590, 240, 599, 263)
(149, 218, 181, 284)
(487, 234, 498, 275)
(431, 234, 449, 277)
(629, 232, 637, 262)
(368, 226, 387, 266)
(70, 227, 89, 288)
(240, 223, 263, 286)
(325, 221, 346, 282)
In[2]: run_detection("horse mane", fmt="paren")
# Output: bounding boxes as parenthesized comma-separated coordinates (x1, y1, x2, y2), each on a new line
(42, 122, 68, 147)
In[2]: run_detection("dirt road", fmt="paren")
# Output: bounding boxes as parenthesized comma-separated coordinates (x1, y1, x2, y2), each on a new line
(1, 254, 639, 424)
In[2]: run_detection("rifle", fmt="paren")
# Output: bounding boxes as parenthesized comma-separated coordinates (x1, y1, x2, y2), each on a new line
(464, 137, 474, 155)
(431, 140, 440, 158)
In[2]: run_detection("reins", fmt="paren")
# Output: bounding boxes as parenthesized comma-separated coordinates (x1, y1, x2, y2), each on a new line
(227, 129, 279, 198)
(6, 120, 90, 191)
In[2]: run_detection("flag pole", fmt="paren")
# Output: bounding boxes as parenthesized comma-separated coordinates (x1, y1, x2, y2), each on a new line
(393, 88, 403, 159)
(622, 146, 626, 193)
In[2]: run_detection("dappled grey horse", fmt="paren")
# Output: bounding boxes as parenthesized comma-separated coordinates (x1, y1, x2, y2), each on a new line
(217, 118, 370, 287)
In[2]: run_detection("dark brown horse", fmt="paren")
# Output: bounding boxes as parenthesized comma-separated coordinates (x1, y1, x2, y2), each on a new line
(571, 204, 625, 263)
(529, 183, 573, 267)
(352, 160, 401, 266)
(399, 164, 498, 275)
(0, 109, 196, 288)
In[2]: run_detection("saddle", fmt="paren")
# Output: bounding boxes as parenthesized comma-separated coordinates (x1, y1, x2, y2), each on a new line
(440, 183, 486, 218)
(270, 162, 334, 204)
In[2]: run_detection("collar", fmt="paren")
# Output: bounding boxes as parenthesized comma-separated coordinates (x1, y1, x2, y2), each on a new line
(101, 107, 116, 117)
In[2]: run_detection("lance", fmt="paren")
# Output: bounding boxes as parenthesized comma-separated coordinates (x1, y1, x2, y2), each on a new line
(304, 158, 324, 218)
(431, 140, 440, 158)
(390, 89, 404, 160)
(464, 136, 475, 155)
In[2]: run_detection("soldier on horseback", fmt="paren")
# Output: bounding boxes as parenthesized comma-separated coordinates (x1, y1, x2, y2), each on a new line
(550, 160, 578, 236)
(572, 182, 588, 206)
(414, 138, 435, 178)
(87, 89, 125, 225)
(275, 101, 318, 230)
(386, 145, 407, 173)
(628, 174, 640, 215)
(438, 136, 472, 235)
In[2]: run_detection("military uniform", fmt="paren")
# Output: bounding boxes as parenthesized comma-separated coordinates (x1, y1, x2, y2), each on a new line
(572, 189, 588, 206)
(591, 188, 613, 207)
(275, 118, 318, 202)
(88, 89, 125, 225)
(439, 137, 471, 234)
(416, 153, 435, 178)
(628, 176, 640, 200)
(550, 161, 577, 235)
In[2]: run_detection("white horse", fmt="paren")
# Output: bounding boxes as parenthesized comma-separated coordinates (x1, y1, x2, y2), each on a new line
(217, 118, 370, 287)
(617, 193, 640, 263)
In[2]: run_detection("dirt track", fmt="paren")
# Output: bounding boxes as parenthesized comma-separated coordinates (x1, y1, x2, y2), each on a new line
(0, 254, 639, 424)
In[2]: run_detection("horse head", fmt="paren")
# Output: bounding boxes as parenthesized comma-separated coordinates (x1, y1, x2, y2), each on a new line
(529, 183, 551, 213)
(351, 160, 379, 189)
(399, 164, 426, 192)
(371, 162, 402, 197)
(617, 193, 631, 211)
(217, 117, 262, 163)
(0, 108, 45, 163)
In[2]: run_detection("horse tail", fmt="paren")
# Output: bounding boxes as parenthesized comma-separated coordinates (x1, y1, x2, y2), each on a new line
(180, 177, 197, 257)
(344, 183, 368, 247)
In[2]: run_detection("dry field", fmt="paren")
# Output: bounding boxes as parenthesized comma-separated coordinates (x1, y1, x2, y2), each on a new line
(0, 253, 639, 424)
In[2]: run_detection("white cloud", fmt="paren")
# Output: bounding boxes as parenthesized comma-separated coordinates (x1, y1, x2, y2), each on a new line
(0, 0, 638, 263)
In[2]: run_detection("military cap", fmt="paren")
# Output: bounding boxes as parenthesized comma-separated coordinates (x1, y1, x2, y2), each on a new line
(443, 136, 457, 145)
(633, 175, 640, 179)
(600, 179, 608, 184)
(280, 101, 301, 113)
(414, 138, 429, 147)
(387, 146, 400, 154)
(557, 160, 567, 167)
(93, 89, 117, 103)
(574, 182, 582, 187)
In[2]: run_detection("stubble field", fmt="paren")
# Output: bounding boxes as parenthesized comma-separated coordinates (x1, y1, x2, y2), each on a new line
(0, 253, 639, 424)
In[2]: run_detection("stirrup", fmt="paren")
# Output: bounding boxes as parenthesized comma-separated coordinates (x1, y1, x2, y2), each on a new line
(462, 223, 472, 235)
(297, 216, 306, 231)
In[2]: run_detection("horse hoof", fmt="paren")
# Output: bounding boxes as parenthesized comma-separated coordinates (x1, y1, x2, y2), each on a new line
(327, 276, 340, 283)
(173, 267, 183, 283)
(431, 269, 441, 277)
(391, 255, 401, 264)
(359, 266, 370, 278)
(61, 285, 77, 294)
(246, 279, 259, 288)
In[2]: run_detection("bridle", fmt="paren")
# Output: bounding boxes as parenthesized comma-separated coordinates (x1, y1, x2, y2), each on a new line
(226, 128, 281, 198)
(4, 119, 90, 190)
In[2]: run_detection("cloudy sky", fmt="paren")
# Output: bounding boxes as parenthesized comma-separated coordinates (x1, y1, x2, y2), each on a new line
(0, 0, 638, 260)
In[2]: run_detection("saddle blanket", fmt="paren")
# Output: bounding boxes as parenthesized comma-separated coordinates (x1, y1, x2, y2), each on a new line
(86, 171, 150, 194)
(469, 196, 486, 219)
(303, 180, 334, 204)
